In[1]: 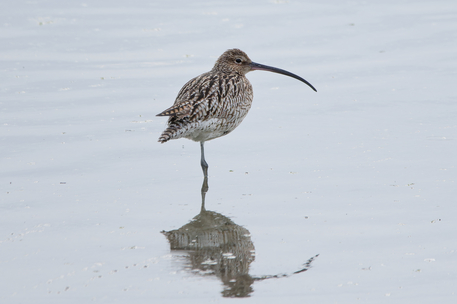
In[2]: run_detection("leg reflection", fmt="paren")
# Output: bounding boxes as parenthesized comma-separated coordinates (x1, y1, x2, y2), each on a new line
(201, 174, 208, 212)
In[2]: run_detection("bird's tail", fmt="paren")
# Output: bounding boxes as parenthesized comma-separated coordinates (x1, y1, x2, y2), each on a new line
(158, 125, 179, 143)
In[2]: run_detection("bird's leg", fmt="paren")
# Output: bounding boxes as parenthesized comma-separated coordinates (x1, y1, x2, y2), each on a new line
(200, 141, 209, 178)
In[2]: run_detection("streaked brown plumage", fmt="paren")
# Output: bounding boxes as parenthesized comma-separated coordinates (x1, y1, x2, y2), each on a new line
(157, 49, 316, 176)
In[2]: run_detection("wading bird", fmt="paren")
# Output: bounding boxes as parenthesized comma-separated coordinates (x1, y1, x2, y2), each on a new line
(157, 49, 316, 177)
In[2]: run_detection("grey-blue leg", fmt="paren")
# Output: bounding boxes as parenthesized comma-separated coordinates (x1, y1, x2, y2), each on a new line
(200, 141, 208, 177)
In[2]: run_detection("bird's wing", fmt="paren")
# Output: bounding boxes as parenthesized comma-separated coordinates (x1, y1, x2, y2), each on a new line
(155, 102, 193, 119)
(156, 72, 224, 120)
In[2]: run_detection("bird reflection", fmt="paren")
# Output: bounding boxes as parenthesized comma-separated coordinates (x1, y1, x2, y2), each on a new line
(162, 176, 319, 298)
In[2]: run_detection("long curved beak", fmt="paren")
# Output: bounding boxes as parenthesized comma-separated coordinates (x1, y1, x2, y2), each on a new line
(250, 62, 317, 92)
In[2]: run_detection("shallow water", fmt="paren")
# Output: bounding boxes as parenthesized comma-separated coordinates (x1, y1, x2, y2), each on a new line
(1, 0, 456, 302)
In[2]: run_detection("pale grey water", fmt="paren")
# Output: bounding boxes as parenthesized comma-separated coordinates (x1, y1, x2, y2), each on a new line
(1, 0, 456, 303)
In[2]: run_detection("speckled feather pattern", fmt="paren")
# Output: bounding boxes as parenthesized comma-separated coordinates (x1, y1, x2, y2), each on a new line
(157, 59, 254, 143)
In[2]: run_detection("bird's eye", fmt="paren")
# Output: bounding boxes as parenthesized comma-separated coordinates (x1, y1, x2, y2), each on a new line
(235, 58, 242, 64)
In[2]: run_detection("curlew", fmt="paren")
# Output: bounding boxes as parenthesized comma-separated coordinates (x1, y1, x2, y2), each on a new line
(157, 49, 316, 177)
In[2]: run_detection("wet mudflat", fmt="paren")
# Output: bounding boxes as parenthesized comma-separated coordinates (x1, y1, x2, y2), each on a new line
(1, 0, 456, 303)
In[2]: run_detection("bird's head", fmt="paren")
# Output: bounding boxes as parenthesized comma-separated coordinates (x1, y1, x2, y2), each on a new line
(213, 49, 253, 76)
(212, 48, 317, 92)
